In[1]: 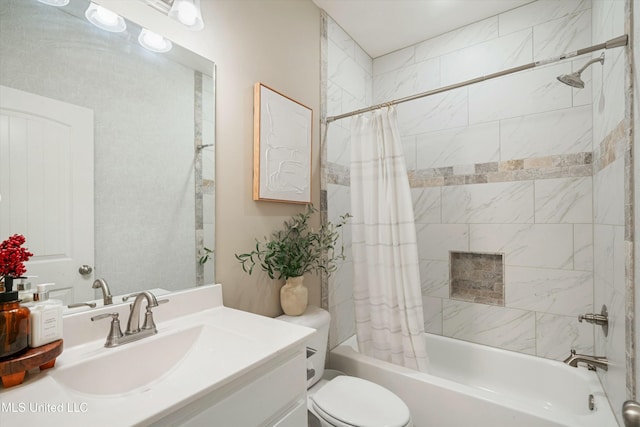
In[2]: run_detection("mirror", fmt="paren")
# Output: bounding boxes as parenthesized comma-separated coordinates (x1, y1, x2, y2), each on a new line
(0, 0, 215, 304)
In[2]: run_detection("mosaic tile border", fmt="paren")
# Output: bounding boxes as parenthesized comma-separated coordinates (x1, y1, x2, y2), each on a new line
(326, 162, 350, 186)
(594, 120, 628, 173)
(596, 119, 634, 399)
(326, 152, 593, 188)
(411, 153, 593, 188)
(194, 71, 205, 285)
(320, 11, 330, 312)
(622, 1, 635, 397)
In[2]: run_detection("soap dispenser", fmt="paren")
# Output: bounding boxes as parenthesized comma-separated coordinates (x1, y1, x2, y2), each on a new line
(17, 277, 33, 304)
(0, 278, 30, 359)
(29, 283, 63, 348)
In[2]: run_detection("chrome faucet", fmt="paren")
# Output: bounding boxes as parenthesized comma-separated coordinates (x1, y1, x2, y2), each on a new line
(92, 278, 113, 305)
(122, 291, 159, 335)
(563, 349, 608, 371)
(91, 291, 166, 348)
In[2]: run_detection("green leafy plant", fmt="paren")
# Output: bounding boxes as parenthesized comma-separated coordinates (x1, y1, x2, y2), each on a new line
(235, 205, 351, 280)
(199, 247, 213, 265)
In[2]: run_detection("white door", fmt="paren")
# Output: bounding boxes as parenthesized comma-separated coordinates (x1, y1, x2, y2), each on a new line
(0, 85, 94, 304)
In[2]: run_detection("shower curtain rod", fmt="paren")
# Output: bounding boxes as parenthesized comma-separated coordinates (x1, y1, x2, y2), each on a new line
(325, 34, 629, 123)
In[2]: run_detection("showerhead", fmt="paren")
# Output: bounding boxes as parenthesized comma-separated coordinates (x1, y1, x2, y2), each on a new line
(557, 73, 586, 88)
(557, 53, 605, 88)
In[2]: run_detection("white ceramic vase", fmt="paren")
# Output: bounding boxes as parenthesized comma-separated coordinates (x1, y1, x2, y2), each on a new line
(280, 276, 307, 316)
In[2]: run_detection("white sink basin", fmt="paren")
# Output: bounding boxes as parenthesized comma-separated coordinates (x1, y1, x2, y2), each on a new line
(0, 285, 314, 427)
(52, 325, 204, 396)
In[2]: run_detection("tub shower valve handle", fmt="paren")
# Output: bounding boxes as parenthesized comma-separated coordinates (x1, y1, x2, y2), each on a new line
(578, 305, 609, 337)
(578, 313, 608, 324)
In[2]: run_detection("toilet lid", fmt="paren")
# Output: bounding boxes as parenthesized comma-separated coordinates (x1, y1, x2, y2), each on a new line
(310, 376, 410, 427)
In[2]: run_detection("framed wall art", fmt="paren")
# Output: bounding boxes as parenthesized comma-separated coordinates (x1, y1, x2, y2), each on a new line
(253, 82, 312, 204)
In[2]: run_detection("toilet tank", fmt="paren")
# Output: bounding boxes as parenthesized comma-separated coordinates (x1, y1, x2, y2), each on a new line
(277, 306, 330, 388)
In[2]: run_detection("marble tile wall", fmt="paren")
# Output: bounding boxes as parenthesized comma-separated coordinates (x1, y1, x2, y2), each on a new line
(322, 13, 371, 348)
(324, 0, 600, 360)
(324, 9, 633, 420)
(407, 0, 599, 359)
(591, 0, 631, 422)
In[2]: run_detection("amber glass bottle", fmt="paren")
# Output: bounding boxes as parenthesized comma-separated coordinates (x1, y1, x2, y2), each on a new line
(0, 278, 30, 359)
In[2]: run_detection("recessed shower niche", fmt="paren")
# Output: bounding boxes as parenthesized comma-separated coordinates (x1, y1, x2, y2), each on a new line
(450, 251, 505, 306)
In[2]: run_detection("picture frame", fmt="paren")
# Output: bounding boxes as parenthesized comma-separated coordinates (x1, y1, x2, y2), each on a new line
(253, 82, 312, 204)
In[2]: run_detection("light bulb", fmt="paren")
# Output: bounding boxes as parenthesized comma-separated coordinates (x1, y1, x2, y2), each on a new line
(85, 2, 126, 33)
(168, 0, 204, 31)
(138, 29, 172, 53)
(37, 0, 70, 6)
(95, 6, 119, 26)
(176, 3, 198, 26)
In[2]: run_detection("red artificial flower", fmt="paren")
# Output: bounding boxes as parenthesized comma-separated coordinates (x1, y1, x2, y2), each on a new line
(0, 234, 34, 278)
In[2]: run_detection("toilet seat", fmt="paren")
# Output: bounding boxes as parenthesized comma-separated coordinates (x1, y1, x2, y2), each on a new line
(310, 376, 411, 427)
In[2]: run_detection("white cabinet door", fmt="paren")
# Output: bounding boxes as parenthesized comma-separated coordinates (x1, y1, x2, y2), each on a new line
(0, 85, 94, 303)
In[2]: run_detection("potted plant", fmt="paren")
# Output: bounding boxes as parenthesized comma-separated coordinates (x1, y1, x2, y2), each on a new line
(0, 234, 34, 292)
(236, 205, 350, 316)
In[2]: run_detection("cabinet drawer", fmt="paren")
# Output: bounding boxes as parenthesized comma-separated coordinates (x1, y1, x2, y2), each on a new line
(171, 349, 307, 427)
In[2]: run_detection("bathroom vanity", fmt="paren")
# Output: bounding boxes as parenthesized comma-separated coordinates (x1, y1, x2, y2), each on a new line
(0, 284, 313, 426)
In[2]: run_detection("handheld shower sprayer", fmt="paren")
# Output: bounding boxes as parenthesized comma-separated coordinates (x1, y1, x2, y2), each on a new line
(557, 53, 605, 88)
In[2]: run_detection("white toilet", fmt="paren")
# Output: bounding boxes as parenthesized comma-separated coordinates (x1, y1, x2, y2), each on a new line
(278, 306, 413, 427)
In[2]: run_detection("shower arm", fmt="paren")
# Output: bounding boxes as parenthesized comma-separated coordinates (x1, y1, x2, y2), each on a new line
(325, 35, 628, 124)
(574, 53, 605, 74)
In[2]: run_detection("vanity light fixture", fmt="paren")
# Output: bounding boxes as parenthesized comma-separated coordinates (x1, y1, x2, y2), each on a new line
(85, 2, 126, 33)
(37, 0, 70, 6)
(168, 0, 204, 31)
(138, 28, 173, 53)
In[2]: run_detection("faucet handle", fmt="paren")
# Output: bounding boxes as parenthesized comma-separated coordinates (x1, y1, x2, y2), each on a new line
(579, 313, 608, 324)
(577, 305, 609, 337)
(91, 312, 117, 321)
(68, 301, 97, 309)
(140, 299, 169, 332)
(141, 307, 157, 332)
(91, 312, 124, 347)
(122, 292, 140, 302)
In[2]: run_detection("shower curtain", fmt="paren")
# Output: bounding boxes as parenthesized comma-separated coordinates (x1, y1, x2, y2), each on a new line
(350, 106, 429, 372)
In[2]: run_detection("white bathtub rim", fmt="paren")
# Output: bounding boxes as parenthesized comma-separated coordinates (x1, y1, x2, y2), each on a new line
(338, 334, 607, 410)
(330, 342, 617, 427)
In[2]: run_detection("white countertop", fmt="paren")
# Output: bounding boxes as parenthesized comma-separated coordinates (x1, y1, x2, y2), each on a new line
(0, 284, 313, 427)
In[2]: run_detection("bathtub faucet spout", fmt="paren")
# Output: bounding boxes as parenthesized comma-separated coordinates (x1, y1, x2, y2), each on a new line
(563, 349, 608, 371)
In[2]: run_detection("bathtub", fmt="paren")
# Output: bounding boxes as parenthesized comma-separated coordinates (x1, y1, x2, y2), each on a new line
(328, 334, 618, 427)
